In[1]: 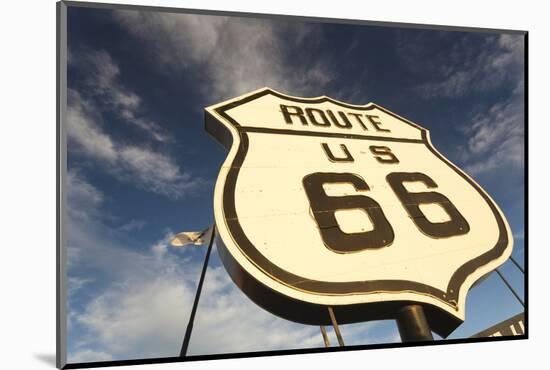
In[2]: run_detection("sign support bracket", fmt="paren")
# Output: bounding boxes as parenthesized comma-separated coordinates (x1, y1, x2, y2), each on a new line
(320, 326, 330, 347)
(495, 268, 524, 307)
(509, 255, 524, 274)
(328, 306, 345, 346)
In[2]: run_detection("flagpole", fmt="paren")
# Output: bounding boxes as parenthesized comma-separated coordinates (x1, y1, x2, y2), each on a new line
(179, 224, 216, 357)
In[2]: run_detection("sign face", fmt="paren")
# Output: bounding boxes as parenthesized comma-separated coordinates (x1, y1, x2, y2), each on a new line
(206, 87, 513, 337)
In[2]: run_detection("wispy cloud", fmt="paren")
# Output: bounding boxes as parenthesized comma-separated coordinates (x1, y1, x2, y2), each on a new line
(68, 276, 95, 298)
(335, 320, 400, 346)
(69, 349, 113, 363)
(67, 170, 104, 222)
(188, 260, 322, 355)
(71, 252, 324, 361)
(68, 222, 323, 361)
(397, 32, 524, 99)
(67, 88, 204, 199)
(65, 171, 179, 274)
(71, 50, 169, 142)
(118, 219, 146, 232)
(112, 11, 334, 100)
(66, 91, 118, 162)
(66, 172, 196, 361)
(73, 268, 194, 359)
(396, 31, 524, 177)
(513, 232, 524, 241)
(462, 89, 524, 176)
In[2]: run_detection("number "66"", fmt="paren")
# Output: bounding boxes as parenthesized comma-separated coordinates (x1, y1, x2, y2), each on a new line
(303, 172, 470, 253)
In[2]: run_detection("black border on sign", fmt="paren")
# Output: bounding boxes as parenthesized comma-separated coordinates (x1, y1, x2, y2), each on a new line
(57, 1, 528, 369)
(206, 88, 510, 338)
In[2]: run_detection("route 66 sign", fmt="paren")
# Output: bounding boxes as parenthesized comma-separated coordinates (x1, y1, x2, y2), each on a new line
(206, 87, 513, 337)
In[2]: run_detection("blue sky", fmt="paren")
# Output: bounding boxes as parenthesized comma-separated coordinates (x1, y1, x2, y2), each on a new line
(65, 5, 525, 363)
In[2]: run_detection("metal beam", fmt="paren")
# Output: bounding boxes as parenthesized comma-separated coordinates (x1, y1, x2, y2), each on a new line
(509, 255, 525, 274)
(320, 325, 330, 347)
(496, 268, 524, 307)
(327, 306, 345, 346)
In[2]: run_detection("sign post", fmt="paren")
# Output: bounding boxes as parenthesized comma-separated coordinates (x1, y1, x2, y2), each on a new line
(396, 305, 433, 342)
(205, 87, 514, 339)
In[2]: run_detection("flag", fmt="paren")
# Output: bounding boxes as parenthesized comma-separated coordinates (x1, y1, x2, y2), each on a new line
(170, 226, 213, 247)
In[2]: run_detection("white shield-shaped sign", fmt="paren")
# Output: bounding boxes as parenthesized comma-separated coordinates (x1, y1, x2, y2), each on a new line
(206, 87, 513, 337)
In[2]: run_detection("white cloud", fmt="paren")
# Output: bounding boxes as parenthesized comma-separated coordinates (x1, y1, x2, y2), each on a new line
(113, 12, 226, 69)
(188, 263, 322, 355)
(69, 349, 113, 363)
(397, 32, 524, 98)
(462, 90, 524, 176)
(65, 171, 180, 272)
(513, 230, 524, 241)
(68, 230, 324, 361)
(74, 274, 193, 359)
(71, 50, 168, 142)
(65, 183, 199, 362)
(67, 91, 118, 162)
(117, 146, 200, 196)
(118, 219, 146, 232)
(113, 11, 334, 100)
(67, 90, 204, 199)
(72, 259, 323, 361)
(396, 31, 524, 177)
(336, 320, 401, 346)
(66, 170, 104, 222)
(68, 276, 95, 298)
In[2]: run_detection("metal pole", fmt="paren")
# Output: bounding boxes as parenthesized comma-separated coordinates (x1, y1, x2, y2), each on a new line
(180, 224, 216, 357)
(327, 306, 345, 346)
(509, 255, 525, 274)
(396, 304, 434, 342)
(495, 268, 524, 307)
(320, 326, 330, 347)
